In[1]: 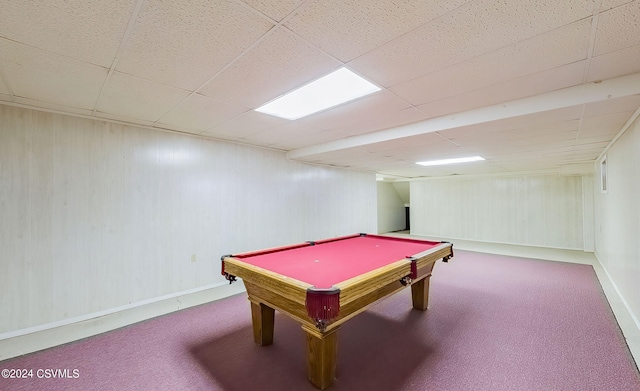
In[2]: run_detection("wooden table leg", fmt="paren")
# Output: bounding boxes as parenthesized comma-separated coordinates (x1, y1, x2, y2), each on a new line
(302, 325, 340, 390)
(250, 301, 275, 346)
(411, 276, 431, 311)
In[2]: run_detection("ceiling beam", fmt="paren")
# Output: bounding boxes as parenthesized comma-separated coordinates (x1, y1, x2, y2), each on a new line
(287, 72, 640, 159)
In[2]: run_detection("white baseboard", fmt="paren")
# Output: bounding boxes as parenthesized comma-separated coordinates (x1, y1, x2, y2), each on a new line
(598, 262, 640, 330)
(386, 232, 595, 264)
(591, 254, 640, 366)
(0, 281, 246, 361)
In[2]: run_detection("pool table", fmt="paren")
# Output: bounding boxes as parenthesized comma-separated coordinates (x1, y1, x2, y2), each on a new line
(221, 233, 453, 389)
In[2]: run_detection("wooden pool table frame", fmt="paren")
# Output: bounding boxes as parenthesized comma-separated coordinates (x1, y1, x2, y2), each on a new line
(221, 236, 453, 389)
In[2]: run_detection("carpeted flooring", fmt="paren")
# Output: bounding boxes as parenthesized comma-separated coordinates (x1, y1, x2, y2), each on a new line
(1, 250, 639, 390)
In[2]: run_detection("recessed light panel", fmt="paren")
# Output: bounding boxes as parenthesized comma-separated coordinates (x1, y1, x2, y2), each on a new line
(255, 68, 381, 120)
(416, 156, 485, 166)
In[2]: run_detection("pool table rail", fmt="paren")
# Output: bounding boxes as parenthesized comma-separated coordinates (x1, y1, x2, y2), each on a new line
(221, 257, 311, 306)
(221, 241, 453, 332)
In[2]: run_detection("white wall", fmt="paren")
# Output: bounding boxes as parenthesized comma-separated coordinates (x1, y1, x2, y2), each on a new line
(411, 174, 586, 249)
(0, 105, 377, 335)
(582, 175, 595, 252)
(392, 182, 410, 204)
(594, 115, 640, 328)
(376, 181, 405, 233)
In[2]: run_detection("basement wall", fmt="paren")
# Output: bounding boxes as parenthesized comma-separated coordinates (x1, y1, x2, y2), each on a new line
(410, 174, 588, 250)
(376, 181, 406, 233)
(593, 114, 640, 331)
(0, 105, 377, 339)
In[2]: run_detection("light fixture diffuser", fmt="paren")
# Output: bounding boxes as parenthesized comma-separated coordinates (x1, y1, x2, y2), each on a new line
(416, 156, 485, 166)
(255, 67, 381, 120)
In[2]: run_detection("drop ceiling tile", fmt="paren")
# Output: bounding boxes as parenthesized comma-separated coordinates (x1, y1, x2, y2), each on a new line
(247, 127, 317, 149)
(378, 166, 446, 178)
(450, 134, 579, 157)
(583, 95, 640, 117)
(506, 122, 582, 149)
(303, 148, 373, 165)
(572, 150, 604, 158)
(579, 111, 634, 136)
(284, 0, 468, 62)
(242, 0, 306, 21)
(599, 0, 635, 11)
(409, 145, 476, 163)
(469, 137, 577, 155)
(391, 20, 591, 107)
(572, 141, 610, 151)
(0, 0, 135, 67)
(416, 62, 587, 118)
(587, 45, 640, 81)
(500, 163, 558, 172)
(262, 124, 358, 150)
(438, 107, 582, 140)
(0, 39, 107, 110)
(349, 0, 595, 87)
(571, 155, 601, 164)
(366, 159, 416, 169)
(325, 157, 405, 171)
(316, 107, 431, 144)
(238, 117, 338, 149)
(434, 121, 510, 139)
(576, 135, 616, 143)
(157, 93, 248, 133)
(294, 90, 416, 133)
(539, 147, 580, 158)
(508, 107, 584, 128)
(593, 1, 640, 56)
(359, 141, 465, 163)
(203, 110, 296, 140)
(322, 153, 401, 167)
(316, 148, 371, 161)
(96, 72, 190, 122)
(358, 132, 449, 153)
(412, 163, 497, 177)
(516, 133, 579, 147)
(512, 121, 581, 137)
(360, 157, 408, 168)
(116, 0, 275, 90)
(199, 27, 341, 109)
(447, 164, 506, 175)
(266, 134, 330, 150)
(401, 148, 475, 163)
(488, 154, 534, 163)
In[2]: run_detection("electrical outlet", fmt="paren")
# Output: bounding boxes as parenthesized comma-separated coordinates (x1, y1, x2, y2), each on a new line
(191, 254, 197, 262)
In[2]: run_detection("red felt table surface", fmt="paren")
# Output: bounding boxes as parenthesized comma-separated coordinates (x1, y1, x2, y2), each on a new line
(234, 235, 441, 289)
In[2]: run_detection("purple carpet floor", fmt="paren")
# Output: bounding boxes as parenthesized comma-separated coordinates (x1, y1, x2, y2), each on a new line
(2, 250, 639, 390)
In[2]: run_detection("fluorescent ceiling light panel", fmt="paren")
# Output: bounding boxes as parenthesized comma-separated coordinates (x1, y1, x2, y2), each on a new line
(255, 68, 381, 120)
(416, 156, 485, 166)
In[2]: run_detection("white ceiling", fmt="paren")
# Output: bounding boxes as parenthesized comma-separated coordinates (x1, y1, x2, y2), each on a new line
(1, 0, 640, 179)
